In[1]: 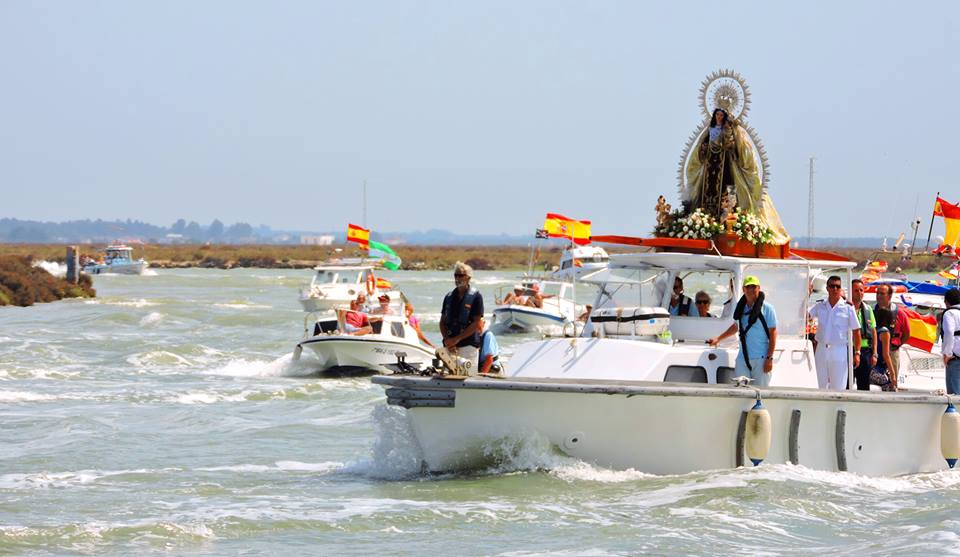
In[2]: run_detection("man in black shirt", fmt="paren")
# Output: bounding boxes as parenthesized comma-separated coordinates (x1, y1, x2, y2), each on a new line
(440, 261, 484, 365)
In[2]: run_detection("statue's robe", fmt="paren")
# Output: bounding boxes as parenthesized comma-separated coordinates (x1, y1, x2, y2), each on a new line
(684, 123, 789, 245)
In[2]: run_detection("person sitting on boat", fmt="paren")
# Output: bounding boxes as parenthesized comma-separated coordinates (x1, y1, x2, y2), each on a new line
(808, 276, 862, 391)
(529, 283, 555, 309)
(707, 276, 778, 387)
(668, 277, 693, 316)
(694, 292, 715, 318)
(440, 261, 484, 364)
(370, 293, 394, 315)
(477, 317, 502, 375)
(502, 284, 528, 306)
(343, 299, 372, 336)
(405, 303, 435, 349)
(939, 287, 960, 394)
(577, 304, 593, 323)
(355, 293, 371, 313)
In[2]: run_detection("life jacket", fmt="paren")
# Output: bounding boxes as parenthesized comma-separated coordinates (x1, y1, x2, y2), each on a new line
(444, 287, 480, 335)
(856, 303, 874, 349)
(938, 306, 960, 341)
(733, 292, 769, 371)
(673, 295, 692, 316)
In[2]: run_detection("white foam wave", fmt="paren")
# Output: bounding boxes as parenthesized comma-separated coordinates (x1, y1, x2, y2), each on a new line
(142, 269, 159, 276)
(139, 312, 164, 327)
(32, 260, 66, 277)
(0, 390, 58, 402)
(127, 351, 192, 369)
(213, 302, 273, 310)
(349, 404, 427, 480)
(174, 391, 251, 404)
(195, 461, 343, 474)
(110, 298, 158, 308)
(0, 467, 171, 490)
(199, 354, 315, 378)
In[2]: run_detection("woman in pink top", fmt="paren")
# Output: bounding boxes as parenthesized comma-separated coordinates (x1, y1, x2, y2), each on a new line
(406, 304, 434, 348)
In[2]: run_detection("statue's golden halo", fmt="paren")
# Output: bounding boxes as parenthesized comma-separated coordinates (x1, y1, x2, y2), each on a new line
(699, 69, 750, 120)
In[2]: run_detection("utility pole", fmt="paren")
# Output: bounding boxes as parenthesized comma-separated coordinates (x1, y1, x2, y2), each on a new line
(807, 157, 815, 245)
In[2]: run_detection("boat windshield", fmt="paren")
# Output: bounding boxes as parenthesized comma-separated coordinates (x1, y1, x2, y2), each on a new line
(593, 268, 668, 309)
(741, 263, 813, 337)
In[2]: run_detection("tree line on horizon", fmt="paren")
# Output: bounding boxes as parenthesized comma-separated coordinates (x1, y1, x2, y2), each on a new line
(0, 217, 264, 244)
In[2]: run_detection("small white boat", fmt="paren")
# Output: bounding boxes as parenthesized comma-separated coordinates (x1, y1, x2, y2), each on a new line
(82, 245, 148, 275)
(374, 249, 958, 477)
(491, 279, 584, 335)
(293, 305, 433, 375)
(552, 245, 609, 280)
(298, 261, 397, 312)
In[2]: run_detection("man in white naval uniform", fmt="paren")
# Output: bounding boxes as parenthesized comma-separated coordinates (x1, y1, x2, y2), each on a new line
(808, 275, 862, 390)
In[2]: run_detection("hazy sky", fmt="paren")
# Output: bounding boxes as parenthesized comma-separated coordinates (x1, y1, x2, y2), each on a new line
(1, 1, 957, 240)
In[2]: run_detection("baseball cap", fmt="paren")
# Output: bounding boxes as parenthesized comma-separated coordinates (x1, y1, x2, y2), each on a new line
(378, 293, 390, 301)
(743, 276, 760, 287)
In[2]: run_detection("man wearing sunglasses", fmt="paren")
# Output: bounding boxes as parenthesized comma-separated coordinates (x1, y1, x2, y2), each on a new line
(440, 261, 485, 367)
(808, 275, 862, 390)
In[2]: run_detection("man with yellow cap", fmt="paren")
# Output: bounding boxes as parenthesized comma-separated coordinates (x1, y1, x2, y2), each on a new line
(708, 275, 778, 387)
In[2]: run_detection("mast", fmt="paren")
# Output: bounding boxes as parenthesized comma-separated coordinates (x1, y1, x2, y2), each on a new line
(924, 191, 940, 253)
(909, 194, 920, 257)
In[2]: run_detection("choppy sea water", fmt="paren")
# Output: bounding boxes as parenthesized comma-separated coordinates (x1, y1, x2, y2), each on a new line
(2, 268, 960, 556)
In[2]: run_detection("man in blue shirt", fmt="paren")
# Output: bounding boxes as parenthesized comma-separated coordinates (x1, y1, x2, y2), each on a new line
(440, 261, 484, 365)
(708, 275, 778, 387)
(477, 317, 502, 374)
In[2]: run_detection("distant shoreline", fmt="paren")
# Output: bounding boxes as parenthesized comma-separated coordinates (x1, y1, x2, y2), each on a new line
(0, 243, 953, 273)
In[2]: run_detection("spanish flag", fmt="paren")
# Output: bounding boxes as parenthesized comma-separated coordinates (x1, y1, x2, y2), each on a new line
(346, 223, 370, 248)
(901, 307, 938, 352)
(934, 197, 960, 252)
(543, 213, 591, 245)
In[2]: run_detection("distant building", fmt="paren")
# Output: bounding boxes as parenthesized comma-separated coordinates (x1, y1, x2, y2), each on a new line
(300, 235, 334, 246)
(163, 233, 186, 244)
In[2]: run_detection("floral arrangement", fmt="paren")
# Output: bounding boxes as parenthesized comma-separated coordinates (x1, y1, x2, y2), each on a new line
(732, 208, 775, 245)
(655, 208, 724, 240)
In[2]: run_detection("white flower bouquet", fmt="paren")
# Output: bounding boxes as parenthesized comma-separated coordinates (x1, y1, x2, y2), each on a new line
(732, 208, 775, 245)
(656, 208, 723, 240)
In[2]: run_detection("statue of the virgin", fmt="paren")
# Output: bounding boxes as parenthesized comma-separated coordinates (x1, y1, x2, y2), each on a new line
(680, 71, 789, 245)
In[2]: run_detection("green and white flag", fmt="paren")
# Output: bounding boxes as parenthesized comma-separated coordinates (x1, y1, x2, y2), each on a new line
(368, 240, 401, 271)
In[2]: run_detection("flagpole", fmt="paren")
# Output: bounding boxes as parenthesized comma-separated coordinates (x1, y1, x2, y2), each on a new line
(924, 191, 940, 253)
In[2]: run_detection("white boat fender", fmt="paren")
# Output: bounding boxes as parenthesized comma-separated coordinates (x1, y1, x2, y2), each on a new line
(941, 403, 960, 469)
(745, 399, 772, 466)
(292, 344, 303, 362)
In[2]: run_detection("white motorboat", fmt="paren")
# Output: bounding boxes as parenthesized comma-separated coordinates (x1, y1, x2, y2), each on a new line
(82, 245, 148, 275)
(293, 305, 434, 376)
(552, 245, 609, 280)
(298, 261, 397, 312)
(491, 279, 585, 335)
(374, 249, 958, 476)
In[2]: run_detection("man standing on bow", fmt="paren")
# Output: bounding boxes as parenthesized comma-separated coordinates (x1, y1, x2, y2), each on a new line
(809, 275, 862, 390)
(708, 276, 778, 387)
(440, 261, 484, 366)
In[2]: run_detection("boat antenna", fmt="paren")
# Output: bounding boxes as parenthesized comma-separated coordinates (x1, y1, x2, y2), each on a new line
(924, 191, 940, 253)
(806, 157, 815, 245)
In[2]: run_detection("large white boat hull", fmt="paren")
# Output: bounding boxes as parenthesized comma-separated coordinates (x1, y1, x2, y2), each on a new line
(299, 337, 434, 375)
(375, 376, 954, 476)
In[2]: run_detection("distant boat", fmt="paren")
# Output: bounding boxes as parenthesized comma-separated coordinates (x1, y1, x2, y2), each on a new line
(298, 260, 397, 313)
(82, 245, 148, 275)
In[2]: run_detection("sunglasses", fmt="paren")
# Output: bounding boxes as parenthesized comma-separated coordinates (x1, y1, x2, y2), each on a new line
(827, 284, 842, 289)
(454, 273, 468, 278)
(695, 300, 710, 305)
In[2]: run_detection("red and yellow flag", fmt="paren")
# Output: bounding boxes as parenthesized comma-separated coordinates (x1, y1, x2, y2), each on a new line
(934, 197, 960, 251)
(901, 307, 938, 352)
(346, 224, 370, 248)
(543, 213, 591, 245)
